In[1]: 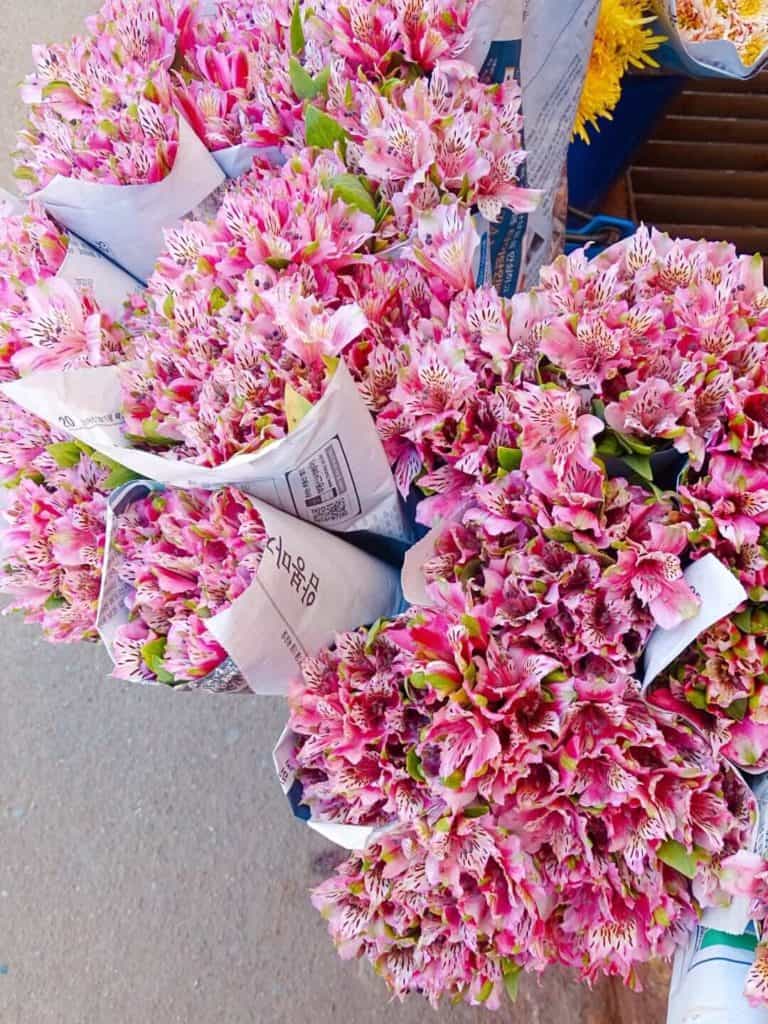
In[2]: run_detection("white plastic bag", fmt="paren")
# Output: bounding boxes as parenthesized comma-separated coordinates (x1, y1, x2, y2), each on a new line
(2, 359, 409, 542)
(31, 117, 225, 283)
(666, 926, 768, 1024)
(98, 481, 403, 695)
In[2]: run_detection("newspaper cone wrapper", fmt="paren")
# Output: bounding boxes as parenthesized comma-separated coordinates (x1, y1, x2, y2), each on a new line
(0, 188, 137, 316)
(2, 360, 409, 542)
(30, 117, 225, 283)
(458, 0, 600, 293)
(212, 143, 284, 179)
(97, 481, 403, 695)
(273, 726, 378, 850)
(653, 1, 768, 79)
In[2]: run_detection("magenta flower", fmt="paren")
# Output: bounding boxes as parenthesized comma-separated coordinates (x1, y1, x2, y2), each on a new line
(16, 42, 180, 188)
(516, 384, 604, 479)
(111, 486, 266, 684)
(606, 523, 699, 630)
(344, 60, 539, 226)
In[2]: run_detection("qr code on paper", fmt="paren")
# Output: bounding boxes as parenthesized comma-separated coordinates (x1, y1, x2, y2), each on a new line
(285, 436, 361, 527)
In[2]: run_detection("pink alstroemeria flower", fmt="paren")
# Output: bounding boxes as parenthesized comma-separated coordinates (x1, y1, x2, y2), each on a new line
(516, 384, 604, 479)
(607, 523, 699, 629)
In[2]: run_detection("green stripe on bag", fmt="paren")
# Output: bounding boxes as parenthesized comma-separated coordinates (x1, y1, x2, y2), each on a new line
(700, 929, 758, 953)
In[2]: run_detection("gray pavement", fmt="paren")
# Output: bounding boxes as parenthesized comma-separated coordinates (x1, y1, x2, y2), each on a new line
(0, 5, 665, 1021)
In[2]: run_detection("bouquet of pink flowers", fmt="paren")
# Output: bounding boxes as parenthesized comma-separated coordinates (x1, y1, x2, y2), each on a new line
(289, 466, 753, 1003)
(654, 0, 768, 77)
(6, 0, 768, 1013)
(0, 201, 138, 641)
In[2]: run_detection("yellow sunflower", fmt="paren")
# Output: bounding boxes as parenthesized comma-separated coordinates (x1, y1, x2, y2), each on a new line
(574, 0, 666, 143)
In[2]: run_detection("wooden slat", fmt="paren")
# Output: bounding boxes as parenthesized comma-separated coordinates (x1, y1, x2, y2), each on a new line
(634, 139, 768, 171)
(634, 193, 768, 227)
(654, 223, 768, 251)
(632, 166, 768, 199)
(669, 90, 768, 119)
(684, 73, 768, 94)
(654, 114, 768, 143)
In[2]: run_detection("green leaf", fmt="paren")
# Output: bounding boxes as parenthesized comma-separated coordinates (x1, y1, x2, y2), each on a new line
(464, 801, 490, 819)
(140, 637, 175, 684)
(87, 450, 142, 490)
(328, 173, 378, 219)
(104, 464, 142, 490)
(41, 79, 71, 99)
(290, 2, 305, 55)
(434, 816, 452, 833)
(442, 770, 464, 789)
(313, 66, 331, 97)
(12, 166, 37, 182)
(43, 594, 67, 611)
(615, 430, 655, 456)
(460, 613, 482, 638)
(408, 670, 427, 690)
(686, 688, 709, 711)
(477, 979, 494, 1004)
(725, 697, 749, 722)
(285, 382, 313, 432)
(424, 671, 460, 693)
(406, 748, 426, 783)
(496, 446, 522, 472)
(657, 840, 699, 880)
(209, 286, 228, 312)
(596, 432, 623, 457)
(502, 960, 522, 1003)
(322, 354, 340, 376)
(305, 106, 347, 150)
(622, 453, 653, 482)
(124, 428, 181, 450)
(265, 255, 291, 270)
(162, 292, 175, 320)
(365, 618, 385, 653)
(653, 906, 671, 927)
(289, 57, 320, 99)
(47, 440, 82, 469)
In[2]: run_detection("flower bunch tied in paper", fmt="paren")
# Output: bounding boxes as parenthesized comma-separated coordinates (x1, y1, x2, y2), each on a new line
(14, 39, 182, 191)
(107, 485, 267, 685)
(652, 421, 768, 769)
(326, 56, 540, 229)
(290, 459, 754, 1005)
(0, 201, 140, 641)
(496, 225, 768, 767)
(675, 0, 768, 68)
(120, 151, 491, 473)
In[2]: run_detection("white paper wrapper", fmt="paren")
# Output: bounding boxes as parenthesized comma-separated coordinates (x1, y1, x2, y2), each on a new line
(460, 1, 600, 293)
(519, 0, 600, 287)
(666, 925, 767, 1024)
(98, 481, 403, 695)
(653, 2, 768, 79)
(2, 360, 409, 542)
(642, 555, 748, 690)
(31, 117, 225, 283)
(211, 143, 284, 179)
(0, 188, 137, 317)
(273, 726, 377, 850)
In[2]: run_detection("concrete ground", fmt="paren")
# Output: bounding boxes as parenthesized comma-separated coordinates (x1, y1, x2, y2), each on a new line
(0, 5, 668, 1021)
